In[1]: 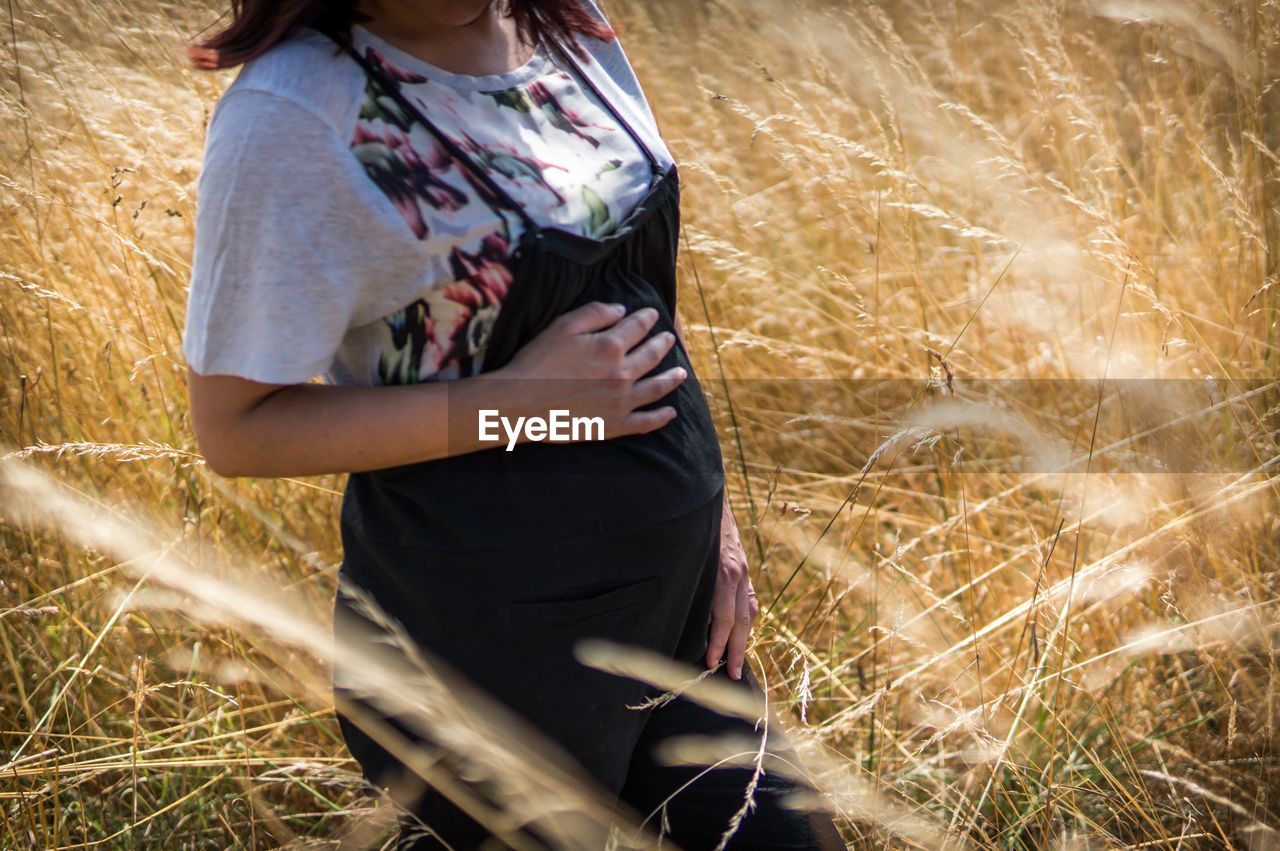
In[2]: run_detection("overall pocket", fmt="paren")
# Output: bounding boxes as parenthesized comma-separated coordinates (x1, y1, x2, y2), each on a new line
(509, 574, 662, 628)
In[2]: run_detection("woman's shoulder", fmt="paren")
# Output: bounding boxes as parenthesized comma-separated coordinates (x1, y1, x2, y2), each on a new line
(572, 0, 633, 69)
(215, 26, 364, 138)
(569, 0, 674, 166)
(576, 0, 613, 30)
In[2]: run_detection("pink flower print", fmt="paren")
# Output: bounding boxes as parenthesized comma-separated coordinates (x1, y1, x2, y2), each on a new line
(441, 279, 484, 310)
(438, 282, 497, 361)
(407, 88, 465, 123)
(528, 78, 614, 147)
(427, 288, 478, 370)
(350, 120, 469, 239)
(378, 299, 439, 385)
(449, 233, 514, 304)
(365, 47, 429, 85)
(455, 132, 569, 206)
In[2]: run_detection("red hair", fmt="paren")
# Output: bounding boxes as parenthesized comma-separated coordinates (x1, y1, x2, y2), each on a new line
(186, 0, 614, 70)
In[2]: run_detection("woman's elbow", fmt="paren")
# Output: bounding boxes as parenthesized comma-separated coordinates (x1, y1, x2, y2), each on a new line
(193, 427, 253, 478)
(186, 368, 280, 478)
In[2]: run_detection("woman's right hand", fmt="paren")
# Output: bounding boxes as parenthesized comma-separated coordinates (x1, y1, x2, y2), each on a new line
(493, 301, 688, 439)
(187, 301, 688, 478)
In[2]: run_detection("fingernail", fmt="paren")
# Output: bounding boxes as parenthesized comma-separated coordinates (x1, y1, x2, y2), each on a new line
(608, 303, 626, 313)
(732, 667, 741, 679)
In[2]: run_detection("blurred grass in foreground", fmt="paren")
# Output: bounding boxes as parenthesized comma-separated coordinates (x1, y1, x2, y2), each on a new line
(2, 0, 1279, 847)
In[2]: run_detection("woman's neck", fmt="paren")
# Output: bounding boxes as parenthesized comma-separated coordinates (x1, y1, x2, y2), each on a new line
(352, 0, 536, 77)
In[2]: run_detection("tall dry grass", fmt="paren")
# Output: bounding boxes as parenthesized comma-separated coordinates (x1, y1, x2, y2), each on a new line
(2, 0, 1278, 847)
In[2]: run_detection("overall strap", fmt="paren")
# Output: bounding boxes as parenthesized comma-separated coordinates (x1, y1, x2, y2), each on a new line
(339, 34, 539, 230)
(336, 26, 666, 230)
(540, 34, 665, 177)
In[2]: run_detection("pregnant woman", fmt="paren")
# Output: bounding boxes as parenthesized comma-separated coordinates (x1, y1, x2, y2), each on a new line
(182, 1, 844, 848)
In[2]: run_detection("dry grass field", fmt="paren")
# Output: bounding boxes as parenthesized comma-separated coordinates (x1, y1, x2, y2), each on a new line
(2, 0, 1279, 847)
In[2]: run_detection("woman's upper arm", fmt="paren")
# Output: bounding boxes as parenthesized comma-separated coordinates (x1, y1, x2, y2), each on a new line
(182, 88, 369, 388)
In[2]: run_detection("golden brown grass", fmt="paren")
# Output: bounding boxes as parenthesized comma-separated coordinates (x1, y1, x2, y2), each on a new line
(2, 0, 1278, 847)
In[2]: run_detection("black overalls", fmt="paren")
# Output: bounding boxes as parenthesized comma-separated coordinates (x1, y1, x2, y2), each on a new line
(329, 29, 845, 851)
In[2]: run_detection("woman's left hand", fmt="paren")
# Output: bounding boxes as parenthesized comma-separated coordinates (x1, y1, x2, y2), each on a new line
(705, 497, 758, 680)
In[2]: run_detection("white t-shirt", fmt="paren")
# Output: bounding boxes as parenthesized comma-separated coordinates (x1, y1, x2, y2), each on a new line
(182, 3, 674, 386)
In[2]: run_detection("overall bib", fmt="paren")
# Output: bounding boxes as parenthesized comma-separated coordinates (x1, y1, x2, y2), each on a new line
(328, 30, 841, 851)
(330, 21, 727, 834)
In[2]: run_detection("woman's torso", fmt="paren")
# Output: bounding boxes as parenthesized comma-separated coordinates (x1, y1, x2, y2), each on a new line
(343, 21, 676, 385)
(332, 23, 726, 545)
(184, 9, 725, 541)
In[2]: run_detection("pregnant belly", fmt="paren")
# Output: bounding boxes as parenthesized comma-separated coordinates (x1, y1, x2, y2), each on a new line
(470, 351, 724, 543)
(503, 307, 723, 492)
(347, 263, 726, 551)
(344, 358, 725, 552)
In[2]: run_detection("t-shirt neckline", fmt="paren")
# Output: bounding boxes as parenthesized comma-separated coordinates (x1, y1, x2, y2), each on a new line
(348, 23, 553, 91)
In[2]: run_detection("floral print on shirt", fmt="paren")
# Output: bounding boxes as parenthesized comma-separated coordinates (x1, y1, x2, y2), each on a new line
(347, 43, 645, 385)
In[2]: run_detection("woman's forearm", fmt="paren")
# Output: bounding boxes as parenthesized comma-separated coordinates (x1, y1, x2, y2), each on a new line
(195, 371, 518, 478)
(192, 302, 684, 479)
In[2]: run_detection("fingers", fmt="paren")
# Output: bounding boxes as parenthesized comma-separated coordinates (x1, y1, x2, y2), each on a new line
(592, 306, 660, 356)
(629, 365, 686, 408)
(705, 566, 739, 672)
(619, 405, 677, 435)
(541, 303, 683, 438)
(725, 575, 758, 680)
(621, 328, 678, 378)
(555, 300, 628, 335)
(705, 560, 759, 680)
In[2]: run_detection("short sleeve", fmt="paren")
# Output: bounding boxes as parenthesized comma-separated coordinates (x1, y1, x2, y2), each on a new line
(183, 88, 366, 384)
